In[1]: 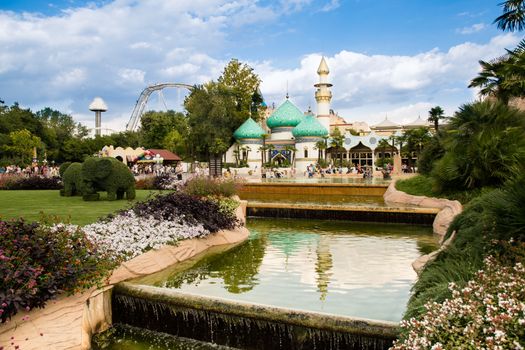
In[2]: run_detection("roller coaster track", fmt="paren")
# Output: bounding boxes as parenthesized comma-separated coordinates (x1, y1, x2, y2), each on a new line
(126, 83, 193, 131)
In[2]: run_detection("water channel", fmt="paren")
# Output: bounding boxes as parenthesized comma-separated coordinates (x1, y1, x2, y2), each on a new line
(95, 217, 438, 349)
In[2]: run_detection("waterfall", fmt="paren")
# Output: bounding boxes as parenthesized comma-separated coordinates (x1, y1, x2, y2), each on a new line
(112, 283, 399, 350)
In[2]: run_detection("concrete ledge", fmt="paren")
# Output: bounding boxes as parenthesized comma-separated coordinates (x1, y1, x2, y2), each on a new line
(383, 181, 463, 274)
(113, 282, 399, 346)
(0, 200, 249, 350)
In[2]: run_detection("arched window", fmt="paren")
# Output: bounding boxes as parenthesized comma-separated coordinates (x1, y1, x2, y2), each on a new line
(304, 149, 308, 158)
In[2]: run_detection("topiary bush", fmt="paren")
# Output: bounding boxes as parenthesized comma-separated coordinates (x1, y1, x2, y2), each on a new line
(61, 162, 84, 196)
(81, 157, 135, 201)
(0, 219, 116, 323)
(59, 162, 72, 178)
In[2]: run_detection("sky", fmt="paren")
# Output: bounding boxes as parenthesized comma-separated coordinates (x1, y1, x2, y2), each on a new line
(0, 0, 520, 133)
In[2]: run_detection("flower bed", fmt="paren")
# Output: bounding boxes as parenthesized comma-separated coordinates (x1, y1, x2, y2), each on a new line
(84, 192, 239, 260)
(392, 252, 525, 349)
(0, 187, 241, 326)
(0, 219, 115, 323)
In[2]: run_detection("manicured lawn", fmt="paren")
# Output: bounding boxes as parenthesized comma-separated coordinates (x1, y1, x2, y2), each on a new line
(0, 190, 164, 225)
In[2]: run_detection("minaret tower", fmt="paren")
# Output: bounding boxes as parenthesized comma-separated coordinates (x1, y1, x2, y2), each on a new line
(315, 57, 332, 134)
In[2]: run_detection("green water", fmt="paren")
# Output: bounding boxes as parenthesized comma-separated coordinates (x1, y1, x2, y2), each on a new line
(135, 218, 438, 322)
(92, 324, 237, 350)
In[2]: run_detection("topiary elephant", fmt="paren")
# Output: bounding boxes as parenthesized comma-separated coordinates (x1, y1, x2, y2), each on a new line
(81, 157, 136, 201)
(61, 162, 85, 196)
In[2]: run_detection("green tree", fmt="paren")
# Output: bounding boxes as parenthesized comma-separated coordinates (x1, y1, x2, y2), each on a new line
(3, 129, 42, 165)
(283, 144, 297, 167)
(432, 100, 525, 191)
(428, 106, 445, 132)
(185, 82, 239, 160)
(404, 128, 431, 171)
(329, 128, 345, 166)
(110, 131, 142, 149)
(314, 139, 327, 162)
(218, 59, 262, 121)
(140, 110, 188, 150)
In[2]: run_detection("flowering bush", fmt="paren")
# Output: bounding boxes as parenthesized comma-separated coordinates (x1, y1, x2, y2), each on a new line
(134, 177, 156, 190)
(0, 175, 62, 190)
(128, 192, 239, 233)
(153, 173, 181, 190)
(83, 211, 209, 260)
(0, 219, 115, 323)
(181, 175, 242, 197)
(82, 192, 240, 260)
(391, 255, 525, 349)
(5, 176, 62, 190)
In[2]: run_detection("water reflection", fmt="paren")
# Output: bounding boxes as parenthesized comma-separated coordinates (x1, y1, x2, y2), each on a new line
(141, 218, 439, 321)
(162, 234, 266, 294)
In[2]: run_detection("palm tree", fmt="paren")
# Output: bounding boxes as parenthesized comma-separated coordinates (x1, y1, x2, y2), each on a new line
(494, 0, 525, 32)
(283, 144, 297, 168)
(330, 128, 345, 166)
(469, 46, 525, 104)
(428, 106, 445, 132)
(432, 100, 525, 190)
(377, 139, 390, 167)
(266, 144, 275, 166)
(314, 140, 327, 162)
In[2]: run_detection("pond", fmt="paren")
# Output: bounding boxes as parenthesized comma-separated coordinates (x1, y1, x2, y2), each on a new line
(133, 217, 438, 322)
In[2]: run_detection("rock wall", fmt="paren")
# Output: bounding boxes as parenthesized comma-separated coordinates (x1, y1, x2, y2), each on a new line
(383, 181, 462, 274)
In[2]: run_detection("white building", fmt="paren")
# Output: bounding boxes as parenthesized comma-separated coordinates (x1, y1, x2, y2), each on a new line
(225, 58, 431, 174)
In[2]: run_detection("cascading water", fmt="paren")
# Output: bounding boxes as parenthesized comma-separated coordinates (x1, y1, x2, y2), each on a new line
(112, 283, 399, 350)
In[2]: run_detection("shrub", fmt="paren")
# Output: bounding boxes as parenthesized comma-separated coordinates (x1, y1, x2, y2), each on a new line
(0, 175, 22, 190)
(127, 192, 239, 233)
(2, 176, 62, 190)
(153, 173, 180, 190)
(0, 219, 115, 322)
(181, 175, 241, 198)
(405, 174, 525, 319)
(135, 177, 156, 190)
(392, 254, 525, 349)
(432, 100, 525, 192)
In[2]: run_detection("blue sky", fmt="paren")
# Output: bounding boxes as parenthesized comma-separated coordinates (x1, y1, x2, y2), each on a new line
(0, 0, 519, 132)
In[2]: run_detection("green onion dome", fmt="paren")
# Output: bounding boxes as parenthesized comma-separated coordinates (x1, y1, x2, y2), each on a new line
(266, 100, 304, 129)
(233, 117, 266, 139)
(292, 115, 329, 138)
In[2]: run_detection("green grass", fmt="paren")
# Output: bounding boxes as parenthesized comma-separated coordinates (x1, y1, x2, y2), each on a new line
(396, 175, 436, 198)
(396, 175, 486, 204)
(0, 190, 165, 226)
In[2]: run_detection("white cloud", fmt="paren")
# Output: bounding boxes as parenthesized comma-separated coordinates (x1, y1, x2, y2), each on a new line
(118, 68, 145, 84)
(0, 1, 520, 132)
(457, 23, 486, 34)
(256, 34, 520, 126)
(321, 0, 340, 12)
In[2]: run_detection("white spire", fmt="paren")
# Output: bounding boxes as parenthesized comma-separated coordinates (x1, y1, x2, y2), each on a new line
(317, 57, 330, 75)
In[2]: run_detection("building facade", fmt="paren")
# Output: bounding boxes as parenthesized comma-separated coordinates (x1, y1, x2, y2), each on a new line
(225, 58, 431, 174)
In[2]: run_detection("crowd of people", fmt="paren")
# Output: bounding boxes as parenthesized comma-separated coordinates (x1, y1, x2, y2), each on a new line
(0, 164, 60, 177)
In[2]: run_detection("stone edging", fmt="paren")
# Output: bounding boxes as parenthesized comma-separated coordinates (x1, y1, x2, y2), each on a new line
(383, 180, 463, 274)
